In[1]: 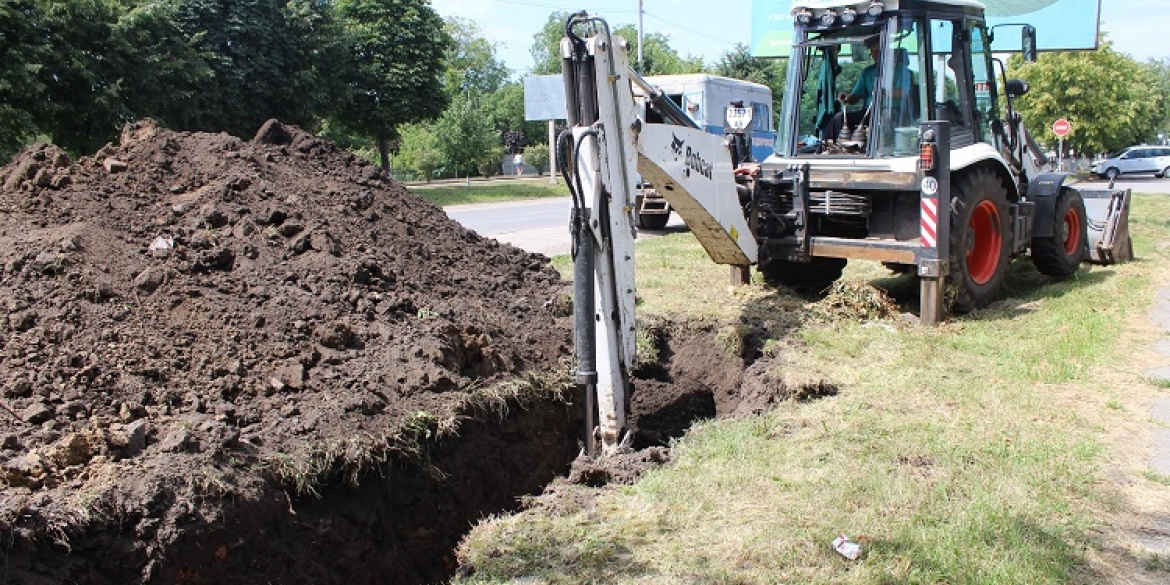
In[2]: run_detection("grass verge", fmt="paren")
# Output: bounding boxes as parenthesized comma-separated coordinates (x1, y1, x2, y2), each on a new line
(456, 192, 1170, 584)
(409, 180, 568, 207)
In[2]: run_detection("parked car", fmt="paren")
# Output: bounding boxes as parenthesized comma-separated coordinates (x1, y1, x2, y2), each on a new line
(1091, 145, 1170, 180)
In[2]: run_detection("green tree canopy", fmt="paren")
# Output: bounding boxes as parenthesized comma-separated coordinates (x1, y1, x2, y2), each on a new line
(435, 91, 503, 179)
(331, 0, 450, 169)
(165, 0, 331, 138)
(111, 0, 216, 133)
(713, 43, 784, 88)
(612, 25, 704, 76)
(7, 0, 128, 155)
(529, 11, 572, 75)
(443, 17, 510, 96)
(0, 1, 51, 158)
(1145, 57, 1170, 140)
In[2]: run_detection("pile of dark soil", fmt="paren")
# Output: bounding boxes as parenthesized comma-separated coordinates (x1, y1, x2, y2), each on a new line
(0, 119, 577, 583)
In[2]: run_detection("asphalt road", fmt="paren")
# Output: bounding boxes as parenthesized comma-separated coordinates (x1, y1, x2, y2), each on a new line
(444, 197, 686, 257)
(1077, 174, 1170, 194)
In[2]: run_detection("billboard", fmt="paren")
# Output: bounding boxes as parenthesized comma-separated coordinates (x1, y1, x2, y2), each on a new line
(523, 75, 567, 122)
(751, 0, 1101, 58)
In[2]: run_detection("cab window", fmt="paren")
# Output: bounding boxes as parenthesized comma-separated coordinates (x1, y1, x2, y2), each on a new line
(928, 18, 972, 146)
(969, 22, 995, 142)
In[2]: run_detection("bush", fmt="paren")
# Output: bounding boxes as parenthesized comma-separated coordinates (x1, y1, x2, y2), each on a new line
(524, 144, 550, 175)
(477, 145, 505, 178)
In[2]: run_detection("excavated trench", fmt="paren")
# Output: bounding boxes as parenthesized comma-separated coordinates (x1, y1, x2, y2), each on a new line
(154, 398, 583, 585)
(197, 324, 746, 585)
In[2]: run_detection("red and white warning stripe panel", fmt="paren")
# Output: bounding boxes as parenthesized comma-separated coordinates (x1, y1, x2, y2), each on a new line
(921, 197, 938, 249)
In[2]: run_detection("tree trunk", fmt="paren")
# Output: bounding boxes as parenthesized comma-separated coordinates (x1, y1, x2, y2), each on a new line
(377, 135, 390, 172)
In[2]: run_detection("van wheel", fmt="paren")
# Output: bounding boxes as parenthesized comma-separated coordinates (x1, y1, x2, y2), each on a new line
(1031, 189, 1086, 277)
(948, 168, 1010, 314)
(1160, 166, 1170, 178)
(759, 258, 846, 296)
(1105, 167, 1120, 181)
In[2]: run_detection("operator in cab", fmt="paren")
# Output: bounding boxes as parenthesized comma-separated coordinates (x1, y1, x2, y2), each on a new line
(824, 36, 915, 145)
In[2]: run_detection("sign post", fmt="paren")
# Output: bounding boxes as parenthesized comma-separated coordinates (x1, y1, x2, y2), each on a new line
(1053, 118, 1071, 171)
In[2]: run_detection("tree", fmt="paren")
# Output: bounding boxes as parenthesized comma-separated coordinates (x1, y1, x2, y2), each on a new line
(9, 0, 129, 155)
(612, 25, 704, 75)
(163, 0, 331, 138)
(0, 1, 50, 158)
(392, 122, 443, 181)
(529, 11, 572, 75)
(331, 0, 450, 170)
(1144, 58, 1170, 140)
(1007, 38, 1162, 155)
(442, 18, 542, 151)
(435, 91, 503, 180)
(109, 0, 216, 135)
(443, 17, 509, 96)
(714, 43, 784, 88)
(481, 81, 545, 152)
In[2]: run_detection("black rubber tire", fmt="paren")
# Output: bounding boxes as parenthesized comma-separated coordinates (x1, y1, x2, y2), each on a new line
(1031, 189, 1087, 277)
(759, 257, 847, 295)
(1105, 167, 1120, 181)
(948, 168, 1011, 314)
(637, 212, 670, 230)
(1161, 166, 1170, 179)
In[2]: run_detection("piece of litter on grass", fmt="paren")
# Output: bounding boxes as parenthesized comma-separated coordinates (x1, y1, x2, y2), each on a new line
(831, 534, 862, 560)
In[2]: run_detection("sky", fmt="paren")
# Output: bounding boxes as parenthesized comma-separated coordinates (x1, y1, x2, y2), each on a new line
(430, 0, 1170, 76)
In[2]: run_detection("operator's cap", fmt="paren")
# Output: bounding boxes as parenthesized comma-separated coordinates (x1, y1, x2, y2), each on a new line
(863, 35, 880, 48)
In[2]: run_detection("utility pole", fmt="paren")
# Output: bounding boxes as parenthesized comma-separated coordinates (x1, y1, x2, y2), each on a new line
(638, 0, 644, 73)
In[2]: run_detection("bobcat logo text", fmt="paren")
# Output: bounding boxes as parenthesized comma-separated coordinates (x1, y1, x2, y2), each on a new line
(670, 134, 713, 180)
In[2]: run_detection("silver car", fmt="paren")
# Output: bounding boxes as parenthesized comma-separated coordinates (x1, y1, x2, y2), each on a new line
(1092, 145, 1170, 180)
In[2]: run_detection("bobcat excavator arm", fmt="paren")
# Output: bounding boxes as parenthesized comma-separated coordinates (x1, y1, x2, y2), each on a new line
(560, 13, 755, 455)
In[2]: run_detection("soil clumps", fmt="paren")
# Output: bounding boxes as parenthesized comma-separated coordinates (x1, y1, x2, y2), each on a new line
(0, 119, 575, 583)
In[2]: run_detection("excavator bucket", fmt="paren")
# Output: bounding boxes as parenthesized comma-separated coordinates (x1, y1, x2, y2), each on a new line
(1078, 186, 1134, 264)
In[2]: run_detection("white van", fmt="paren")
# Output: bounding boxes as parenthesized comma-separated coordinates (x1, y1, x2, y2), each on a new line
(632, 74, 776, 229)
(1092, 145, 1170, 180)
(638, 74, 776, 162)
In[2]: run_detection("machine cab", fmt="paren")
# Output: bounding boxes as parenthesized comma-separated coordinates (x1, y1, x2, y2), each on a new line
(777, 0, 999, 160)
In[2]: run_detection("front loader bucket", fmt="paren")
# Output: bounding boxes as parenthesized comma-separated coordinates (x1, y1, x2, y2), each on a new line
(1078, 187, 1134, 264)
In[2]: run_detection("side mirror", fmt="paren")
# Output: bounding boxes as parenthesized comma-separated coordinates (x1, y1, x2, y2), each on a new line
(1005, 79, 1030, 98)
(1021, 25, 1037, 63)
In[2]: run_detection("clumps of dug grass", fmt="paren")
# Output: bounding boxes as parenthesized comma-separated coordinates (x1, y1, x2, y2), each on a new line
(812, 280, 899, 321)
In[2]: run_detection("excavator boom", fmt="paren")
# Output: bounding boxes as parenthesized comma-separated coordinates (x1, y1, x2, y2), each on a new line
(560, 14, 756, 455)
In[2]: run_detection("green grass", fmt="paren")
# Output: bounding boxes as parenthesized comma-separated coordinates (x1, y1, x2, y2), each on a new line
(456, 193, 1170, 584)
(1143, 470, 1170, 487)
(408, 179, 569, 207)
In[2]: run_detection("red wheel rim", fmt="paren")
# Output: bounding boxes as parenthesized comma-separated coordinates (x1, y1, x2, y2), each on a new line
(1062, 206, 1082, 255)
(967, 200, 1002, 285)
